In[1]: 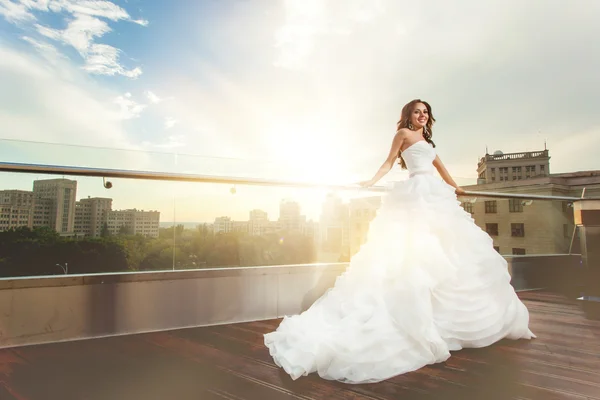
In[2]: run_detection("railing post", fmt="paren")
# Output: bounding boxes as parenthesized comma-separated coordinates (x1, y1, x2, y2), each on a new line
(574, 199, 600, 319)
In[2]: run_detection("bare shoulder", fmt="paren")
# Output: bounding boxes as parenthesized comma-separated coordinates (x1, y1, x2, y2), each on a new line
(395, 128, 411, 138)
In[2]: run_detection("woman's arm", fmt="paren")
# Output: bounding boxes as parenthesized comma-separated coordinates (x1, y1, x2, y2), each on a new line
(433, 155, 465, 195)
(360, 131, 405, 187)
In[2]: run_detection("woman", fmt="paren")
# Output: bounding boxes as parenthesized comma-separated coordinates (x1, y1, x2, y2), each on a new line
(264, 99, 535, 384)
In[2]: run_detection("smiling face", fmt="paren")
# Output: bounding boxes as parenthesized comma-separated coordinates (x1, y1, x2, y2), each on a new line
(409, 102, 429, 129)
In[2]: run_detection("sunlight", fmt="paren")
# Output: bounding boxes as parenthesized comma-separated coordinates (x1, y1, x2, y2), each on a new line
(265, 116, 350, 185)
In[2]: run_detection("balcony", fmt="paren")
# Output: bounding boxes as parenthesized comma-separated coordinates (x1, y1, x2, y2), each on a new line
(477, 149, 550, 168)
(1, 157, 600, 399)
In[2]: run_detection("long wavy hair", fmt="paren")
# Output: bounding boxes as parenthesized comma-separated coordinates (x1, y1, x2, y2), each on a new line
(396, 99, 436, 169)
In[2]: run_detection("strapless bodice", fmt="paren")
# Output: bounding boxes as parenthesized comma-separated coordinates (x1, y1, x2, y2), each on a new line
(402, 140, 436, 176)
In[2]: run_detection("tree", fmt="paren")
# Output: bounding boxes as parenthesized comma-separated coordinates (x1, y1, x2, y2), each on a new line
(118, 225, 134, 236)
(0, 227, 130, 277)
(100, 223, 111, 237)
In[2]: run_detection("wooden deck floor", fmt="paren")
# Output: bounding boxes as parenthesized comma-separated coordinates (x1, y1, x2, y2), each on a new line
(0, 291, 599, 400)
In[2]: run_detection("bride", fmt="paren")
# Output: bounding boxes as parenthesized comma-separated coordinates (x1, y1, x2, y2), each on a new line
(264, 99, 535, 384)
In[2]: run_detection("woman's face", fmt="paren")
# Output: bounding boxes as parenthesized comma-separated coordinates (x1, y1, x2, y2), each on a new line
(409, 102, 429, 129)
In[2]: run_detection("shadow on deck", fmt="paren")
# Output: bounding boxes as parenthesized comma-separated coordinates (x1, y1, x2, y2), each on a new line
(0, 291, 599, 400)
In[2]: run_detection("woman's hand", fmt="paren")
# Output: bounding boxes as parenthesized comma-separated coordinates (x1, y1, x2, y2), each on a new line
(359, 180, 375, 188)
(455, 186, 466, 195)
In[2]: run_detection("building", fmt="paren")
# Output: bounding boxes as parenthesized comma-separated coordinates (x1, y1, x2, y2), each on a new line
(302, 220, 320, 244)
(248, 209, 269, 236)
(477, 148, 550, 184)
(465, 148, 600, 255)
(349, 195, 382, 256)
(232, 221, 249, 234)
(72, 198, 160, 238)
(213, 216, 233, 234)
(319, 193, 350, 261)
(0, 190, 34, 232)
(106, 209, 160, 237)
(278, 200, 304, 233)
(75, 197, 113, 237)
(32, 179, 77, 234)
(0, 179, 160, 238)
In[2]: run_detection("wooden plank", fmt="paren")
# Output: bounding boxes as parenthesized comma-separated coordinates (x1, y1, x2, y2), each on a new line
(146, 332, 382, 400)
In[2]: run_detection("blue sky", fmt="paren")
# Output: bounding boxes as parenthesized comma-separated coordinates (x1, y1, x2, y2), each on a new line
(1, 0, 599, 221)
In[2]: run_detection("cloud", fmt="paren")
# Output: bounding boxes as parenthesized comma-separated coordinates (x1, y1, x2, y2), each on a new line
(145, 90, 162, 104)
(21, 35, 67, 64)
(164, 117, 178, 130)
(1, 0, 146, 78)
(0, 0, 35, 23)
(0, 44, 150, 168)
(113, 92, 146, 120)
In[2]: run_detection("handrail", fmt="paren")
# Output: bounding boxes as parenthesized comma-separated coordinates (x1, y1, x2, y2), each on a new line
(0, 161, 596, 201)
(460, 191, 583, 201)
(0, 161, 371, 191)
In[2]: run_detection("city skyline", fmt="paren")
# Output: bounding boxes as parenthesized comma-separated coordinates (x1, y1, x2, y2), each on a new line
(0, 178, 160, 237)
(3, 144, 600, 223)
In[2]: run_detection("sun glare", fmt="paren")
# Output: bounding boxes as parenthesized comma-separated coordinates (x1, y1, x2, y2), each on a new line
(265, 117, 349, 185)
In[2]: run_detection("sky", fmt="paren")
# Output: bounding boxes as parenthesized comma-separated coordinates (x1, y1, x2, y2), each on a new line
(0, 0, 599, 222)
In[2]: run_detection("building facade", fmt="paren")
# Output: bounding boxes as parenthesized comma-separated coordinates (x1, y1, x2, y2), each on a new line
(476, 149, 550, 184)
(466, 149, 600, 255)
(32, 179, 78, 234)
(0, 190, 34, 232)
(75, 197, 113, 237)
(105, 209, 160, 237)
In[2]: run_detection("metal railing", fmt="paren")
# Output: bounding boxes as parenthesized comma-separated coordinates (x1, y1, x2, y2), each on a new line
(1, 161, 597, 201)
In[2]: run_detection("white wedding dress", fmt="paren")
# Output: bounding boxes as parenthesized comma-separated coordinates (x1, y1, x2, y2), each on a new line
(264, 140, 535, 384)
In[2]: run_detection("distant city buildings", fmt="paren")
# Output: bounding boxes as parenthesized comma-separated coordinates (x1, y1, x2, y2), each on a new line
(212, 200, 320, 243)
(4, 147, 598, 258)
(0, 178, 160, 238)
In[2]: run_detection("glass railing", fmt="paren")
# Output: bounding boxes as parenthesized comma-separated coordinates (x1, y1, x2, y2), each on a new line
(456, 194, 581, 256)
(0, 140, 594, 279)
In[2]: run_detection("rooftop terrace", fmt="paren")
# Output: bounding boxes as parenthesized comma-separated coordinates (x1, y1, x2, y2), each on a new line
(0, 291, 598, 400)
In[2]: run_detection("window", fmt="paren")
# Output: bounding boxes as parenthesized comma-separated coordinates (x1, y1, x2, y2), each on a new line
(512, 248, 526, 255)
(486, 223, 499, 236)
(525, 165, 535, 178)
(485, 201, 497, 214)
(493, 246, 500, 253)
(511, 223, 525, 237)
(461, 202, 473, 214)
(540, 165, 546, 175)
(512, 166, 522, 180)
(509, 199, 523, 213)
